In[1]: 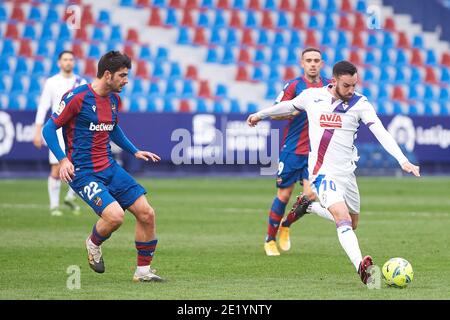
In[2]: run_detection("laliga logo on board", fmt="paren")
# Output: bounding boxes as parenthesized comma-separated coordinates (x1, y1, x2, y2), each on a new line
(387, 115, 415, 152)
(0, 111, 15, 157)
(319, 113, 343, 128)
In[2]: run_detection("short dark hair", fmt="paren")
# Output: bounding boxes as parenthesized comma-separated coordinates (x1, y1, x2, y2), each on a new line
(301, 47, 321, 57)
(58, 50, 74, 60)
(333, 60, 358, 78)
(97, 51, 132, 78)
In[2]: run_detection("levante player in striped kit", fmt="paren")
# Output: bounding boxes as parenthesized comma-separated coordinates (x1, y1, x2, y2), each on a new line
(264, 48, 335, 256)
(42, 51, 163, 282)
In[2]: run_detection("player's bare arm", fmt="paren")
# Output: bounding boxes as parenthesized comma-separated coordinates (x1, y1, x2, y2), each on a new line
(135, 151, 161, 162)
(33, 124, 44, 149)
(400, 161, 420, 177)
(59, 157, 75, 183)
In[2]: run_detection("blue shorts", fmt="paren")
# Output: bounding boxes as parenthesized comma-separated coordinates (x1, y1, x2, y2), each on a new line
(276, 152, 309, 188)
(69, 162, 146, 216)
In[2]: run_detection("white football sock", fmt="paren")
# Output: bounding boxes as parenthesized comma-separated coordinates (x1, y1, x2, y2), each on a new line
(65, 187, 76, 201)
(48, 176, 61, 210)
(337, 224, 363, 271)
(136, 265, 150, 276)
(307, 202, 335, 222)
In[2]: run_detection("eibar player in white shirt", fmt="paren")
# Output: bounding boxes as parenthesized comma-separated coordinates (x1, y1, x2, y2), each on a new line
(33, 51, 87, 216)
(247, 61, 420, 285)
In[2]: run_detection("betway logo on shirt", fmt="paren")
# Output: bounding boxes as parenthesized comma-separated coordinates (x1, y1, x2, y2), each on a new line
(319, 114, 342, 128)
(89, 122, 115, 131)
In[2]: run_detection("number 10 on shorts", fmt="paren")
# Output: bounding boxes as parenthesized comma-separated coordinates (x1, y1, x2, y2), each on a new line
(320, 179, 337, 192)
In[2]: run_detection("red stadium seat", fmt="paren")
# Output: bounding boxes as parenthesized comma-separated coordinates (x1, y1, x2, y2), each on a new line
(283, 66, 296, 81)
(396, 32, 409, 48)
(75, 27, 88, 41)
(341, 0, 352, 12)
(353, 13, 365, 31)
(441, 52, 450, 67)
(135, 60, 149, 79)
(292, 13, 305, 29)
(185, 65, 198, 80)
(425, 66, 438, 84)
(198, 80, 211, 98)
(72, 42, 85, 59)
(338, 15, 351, 31)
(179, 100, 191, 112)
(392, 86, 406, 101)
(410, 48, 423, 66)
(169, 0, 182, 8)
(81, 5, 94, 25)
(279, 0, 291, 11)
(126, 28, 139, 43)
(241, 29, 254, 46)
(351, 31, 364, 48)
(10, 6, 25, 22)
(181, 9, 195, 27)
(217, 0, 229, 9)
(349, 51, 362, 66)
(18, 39, 32, 57)
(238, 48, 251, 63)
(261, 11, 274, 29)
(294, 0, 306, 11)
(384, 17, 396, 31)
(304, 30, 318, 47)
(5, 24, 19, 39)
(185, 0, 198, 9)
(230, 10, 242, 28)
(136, 0, 150, 6)
(248, 0, 261, 10)
(193, 27, 207, 45)
(236, 66, 249, 81)
(148, 8, 163, 26)
(84, 58, 97, 77)
(124, 44, 135, 59)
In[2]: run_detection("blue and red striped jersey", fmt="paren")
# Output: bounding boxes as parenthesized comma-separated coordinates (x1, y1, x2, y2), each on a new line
(276, 76, 330, 155)
(51, 84, 120, 173)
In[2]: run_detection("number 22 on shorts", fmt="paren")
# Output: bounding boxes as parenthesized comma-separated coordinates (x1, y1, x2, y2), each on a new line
(78, 182, 102, 200)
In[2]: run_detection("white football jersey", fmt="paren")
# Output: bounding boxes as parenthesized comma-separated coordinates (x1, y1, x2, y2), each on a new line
(35, 73, 86, 125)
(291, 85, 380, 177)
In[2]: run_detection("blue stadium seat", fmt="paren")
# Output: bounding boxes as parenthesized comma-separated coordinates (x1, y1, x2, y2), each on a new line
(225, 28, 238, 46)
(277, 12, 289, 29)
(230, 99, 241, 113)
(0, 78, 6, 93)
(40, 22, 54, 41)
(155, 47, 168, 61)
(333, 50, 344, 63)
(196, 98, 208, 113)
(311, 0, 321, 11)
(214, 10, 226, 28)
(326, 0, 337, 12)
(153, 0, 167, 6)
(247, 102, 258, 113)
(253, 49, 265, 64)
(440, 68, 450, 82)
(324, 14, 335, 29)
(286, 48, 297, 65)
(129, 98, 141, 112)
(363, 69, 375, 82)
(120, 0, 134, 6)
(308, 15, 320, 29)
(165, 80, 177, 96)
(257, 29, 269, 46)
(0, 57, 11, 75)
(22, 24, 37, 40)
(356, 0, 367, 12)
(268, 66, 280, 81)
(425, 49, 437, 65)
(215, 84, 228, 98)
(26, 92, 39, 110)
(206, 47, 219, 63)
(392, 102, 403, 114)
(110, 26, 122, 43)
(106, 41, 118, 52)
(252, 66, 265, 81)
(166, 8, 178, 26)
(177, 27, 191, 45)
(27, 6, 41, 22)
(11, 75, 24, 94)
(336, 31, 348, 47)
(201, 0, 214, 9)
(424, 103, 434, 115)
(1, 39, 15, 57)
(45, 8, 59, 24)
(163, 97, 174, 112)
(28, 76, 42, 94)
(88, 44, 101, 58)
(146, 98, 157, 112)
(264, 0, 276, 10)
(182, 80, 194, 98)
(394, 68, 405, 84)
(423, 85, 435, 100)
(149, 82, 160, 95)
(439, 88, 449, 102)
(209, 27, 221, 45)
(364, 51, 376, 65)
(51, 0, 65, 3)
(169, 62, 181, 79)
(289, 30, 302, 46)
(213, 101, 224, 113)
(222, 46, 235, 64)
(15, 57, 28, 75)
(366, 33, 378, 48)
(36, 40, 49, 57)
(439, 103, 449, 115)
(57, 23, 72, 41)
(321, 31, 333, 46)
(380, 49, 392, 65)
(8, 94, 23, 110)
(408, 104, 419, 115)
(378, 85, 389, 100)
(0, 5, 7, 21)
(152, 63, 165, 78)
(92, 27, 105, 42)
(382, 32, 394, 49)
(410, 67, 421, 83)
(245, 11, 257, 28)
(379, 68, 391, 82)
(98, 10, 111, 25)
(408, 85, 419, 100)
(232, 0, 245, 9)
(132, 79, 144, 94)
(270, 47, 281, 64)
(362, 87, 372, 99)
(197, 12, 209, 27)
(273, 32, 285, 46)
(412, 35, 424, 49)
(50, 60, 60, 74)
(139, 46, 151, 60)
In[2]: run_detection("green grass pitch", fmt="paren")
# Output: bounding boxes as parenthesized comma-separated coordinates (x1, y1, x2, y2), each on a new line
(0, 177, 449, 300)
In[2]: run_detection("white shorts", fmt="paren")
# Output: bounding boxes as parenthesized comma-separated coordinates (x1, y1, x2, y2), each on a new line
(311, 172, 360, 214)
(48, 128, 65, 165)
